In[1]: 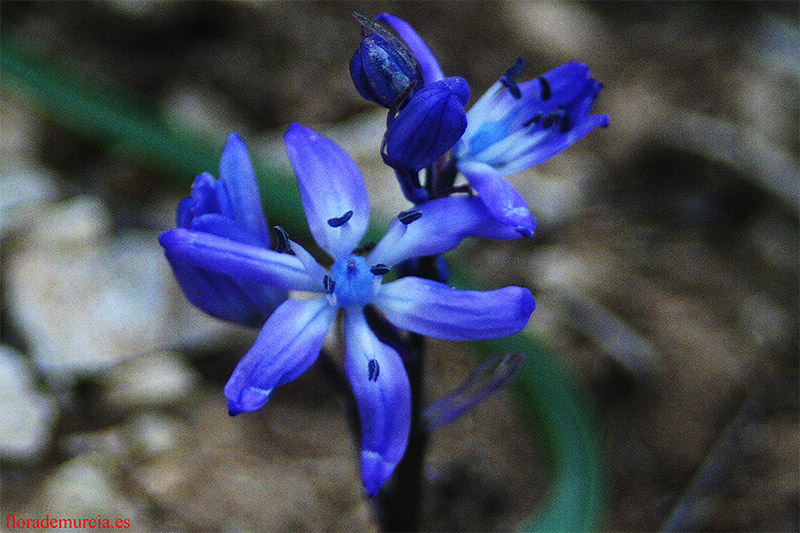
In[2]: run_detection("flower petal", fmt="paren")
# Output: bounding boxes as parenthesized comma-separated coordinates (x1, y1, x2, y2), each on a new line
(376, 13, 444, 85)
(457, 160, 537, 236)
(385, 77, 468, 173)
(159, 228, 323, 292)
(165, 255, 281, 327)
(367, 196, 525, 267)
(374, 277, 535, 341)
(218, 132, 271, 245)
(343, 308, 410, 496)
(225, 298, 336, 415)
(284, 123, 370, 259)
(504, 113, 609, 174)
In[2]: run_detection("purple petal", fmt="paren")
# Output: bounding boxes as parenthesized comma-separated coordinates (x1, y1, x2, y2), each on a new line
(376, 13, 444, 85)
(159, 228, 323, 292)
(225, 298, 336, 414)
(165, 254, 282, 327)
(507, 113, 609, 173)
(385, 77, 468, 173)
(218, 132, 271, 245)
(343, 308, 410, 496)
(284, 123, 370, 259)
(367, 196, 525, 267)
(456, 160, 537, 236)
(374, 277, 535, 341)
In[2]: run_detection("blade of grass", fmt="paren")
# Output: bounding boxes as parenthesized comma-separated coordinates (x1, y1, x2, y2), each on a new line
(450, 266, 605, 532)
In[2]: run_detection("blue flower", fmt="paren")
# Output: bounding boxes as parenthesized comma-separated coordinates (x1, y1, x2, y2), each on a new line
(164, 133, 287, 327)
(159, 124, 535, 496)
(376, 13, 608, 236)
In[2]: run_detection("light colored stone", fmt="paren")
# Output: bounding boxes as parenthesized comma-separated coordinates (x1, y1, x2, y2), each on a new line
(0, 345, 58, 462)
(6, 227, 172, 381)
(125, 413, 190, 459)
(23, 453, 144, 528)
(101, 351, 199, 410)
(0, 158, 60, 236)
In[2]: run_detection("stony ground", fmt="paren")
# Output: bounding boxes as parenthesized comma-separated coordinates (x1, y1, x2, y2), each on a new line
(2, 2, 797, 531)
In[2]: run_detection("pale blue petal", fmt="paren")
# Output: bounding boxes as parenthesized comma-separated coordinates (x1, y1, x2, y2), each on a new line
(457, 160, 537, 236)
(225, 298, 336, 415)
(374, 277, 535, 341)
(218, 132, 271, 244)
(284, 123, 370, 259)
(376, 13, 444, 85)
(159, 228, 323, 292)
(367, 196, 524, 267)
(343, 308, 411, 496)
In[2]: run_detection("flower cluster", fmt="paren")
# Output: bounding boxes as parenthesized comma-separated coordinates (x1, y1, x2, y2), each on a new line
(159, 12, 606, 499)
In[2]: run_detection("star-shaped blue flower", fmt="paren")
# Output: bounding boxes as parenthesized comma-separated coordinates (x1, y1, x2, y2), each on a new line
(375, 13, 609, 236)
(160, 124, 535, 496)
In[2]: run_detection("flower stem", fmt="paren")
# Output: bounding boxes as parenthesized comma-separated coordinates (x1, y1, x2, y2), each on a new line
(377, 331, 426, 531)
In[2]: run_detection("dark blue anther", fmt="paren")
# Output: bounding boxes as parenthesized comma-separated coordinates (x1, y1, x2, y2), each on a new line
(370, 264, 391, 275)
(327, 210, 354, 228)
(542, 116, 555, 129)
(537, 76, 551, 101)
(274, 226, 291, 253)
(398, 209, 422, 225)
(323, 274, 336, 295)
(523, 112, 542, 128)
(559, 111, 571, 133)
(499, 57, 525, 99)
(368, 359, 380, 381)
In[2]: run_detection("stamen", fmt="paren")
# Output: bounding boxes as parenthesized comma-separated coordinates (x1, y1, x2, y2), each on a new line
(327, 210, 354, 228)
(274, 226, 291, 253)
(559, 112, 571, 133)
(368, 359, 380, 381)
(499, 57, 525, 99)
(522, 112, 542, 128)
(537, 76, 551, 101)
(398, 209, 422, 225)
(370, 264, 391, 276)
(347, 258, 357, 273)
(323, 274, 336, 295)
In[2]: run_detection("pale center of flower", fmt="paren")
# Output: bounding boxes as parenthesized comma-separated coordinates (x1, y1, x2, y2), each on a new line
(328, 256, 379, 308)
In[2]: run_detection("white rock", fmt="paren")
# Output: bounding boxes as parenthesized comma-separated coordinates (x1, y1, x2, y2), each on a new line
(0, 345, 58, 462)
(5, 197, 173, 381)
(101, 351, 199, 409)
(25, 454, 142, 525)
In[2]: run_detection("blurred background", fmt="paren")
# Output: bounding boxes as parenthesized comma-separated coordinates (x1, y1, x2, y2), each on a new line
(1, 1, 797, 531)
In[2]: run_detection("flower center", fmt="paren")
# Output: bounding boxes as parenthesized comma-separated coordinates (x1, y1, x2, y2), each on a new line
(328, 256, 379, 308)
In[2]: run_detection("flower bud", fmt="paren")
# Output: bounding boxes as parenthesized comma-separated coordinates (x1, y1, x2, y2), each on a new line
(384, 76, 469, 172)
(349, 13, 423, 108)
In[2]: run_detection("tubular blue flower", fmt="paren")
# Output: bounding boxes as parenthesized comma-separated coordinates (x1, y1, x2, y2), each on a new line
(159, 123, 535, 496)
(164, 132, 286, 327)
(377, 14, 608, 236)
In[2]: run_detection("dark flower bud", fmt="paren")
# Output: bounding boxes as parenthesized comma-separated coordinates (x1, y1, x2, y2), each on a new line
(349, 13, 423, 108)
(384, 76, 469, 172)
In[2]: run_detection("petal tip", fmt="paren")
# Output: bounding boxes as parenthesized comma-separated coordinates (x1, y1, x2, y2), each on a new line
(361, 450, 397, 497)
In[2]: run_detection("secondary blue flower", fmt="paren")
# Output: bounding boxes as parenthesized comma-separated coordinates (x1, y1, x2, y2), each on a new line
(377, 14, 608, 236)
(350, 13, 423, 108)
(159, 124, 534, 496)
(165, 132, 286, 327)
